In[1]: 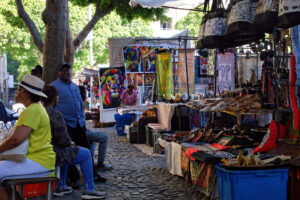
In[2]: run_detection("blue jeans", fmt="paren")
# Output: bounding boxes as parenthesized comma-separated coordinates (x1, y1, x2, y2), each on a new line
(59, 147, 94, 190)
(86, 130, 108, 164)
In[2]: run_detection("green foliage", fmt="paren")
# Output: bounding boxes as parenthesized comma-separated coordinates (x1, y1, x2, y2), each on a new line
(0, 0, 155, 79)
(7, 54, 20, 82)
(174, 11, 203, 37)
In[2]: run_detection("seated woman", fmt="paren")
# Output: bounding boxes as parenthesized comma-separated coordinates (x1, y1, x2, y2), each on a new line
(41, 85, 105, 199)
(0, 75, 56, 200)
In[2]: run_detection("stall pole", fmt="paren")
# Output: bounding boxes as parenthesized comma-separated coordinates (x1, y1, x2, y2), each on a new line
(273, 27, 281, 146)
(184, 38, 190, 98)
(214, 49, 218, 98)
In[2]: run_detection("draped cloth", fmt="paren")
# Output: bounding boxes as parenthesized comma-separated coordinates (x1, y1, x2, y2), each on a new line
(156, 51, 173, 100)
(178, 49, 195, 95)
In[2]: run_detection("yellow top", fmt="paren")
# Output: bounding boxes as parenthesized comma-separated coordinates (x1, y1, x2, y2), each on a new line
(15, 103, 56, 170)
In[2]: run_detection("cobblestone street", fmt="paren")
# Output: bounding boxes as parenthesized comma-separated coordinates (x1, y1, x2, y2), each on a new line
(54, 124, 204, 200)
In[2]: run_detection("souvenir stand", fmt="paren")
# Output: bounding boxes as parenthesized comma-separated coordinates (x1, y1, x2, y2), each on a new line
(149, 0, 300, 199)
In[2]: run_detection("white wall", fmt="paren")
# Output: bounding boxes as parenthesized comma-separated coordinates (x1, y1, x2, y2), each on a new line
(152, 9, 189, 37)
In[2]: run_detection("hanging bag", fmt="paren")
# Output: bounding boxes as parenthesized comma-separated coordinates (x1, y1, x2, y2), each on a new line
(227, 0, 252, 34)
(253, 0, 279, 33)
(226, 0, 264, 47)
(197, 0, 210, 49)
(278, 0, 300, 29)
(203, 0, 229, 48)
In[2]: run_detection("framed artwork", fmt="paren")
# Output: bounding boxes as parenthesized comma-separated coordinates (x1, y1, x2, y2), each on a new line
(144, 73, 155, 86)
(99, 66, 125, 109)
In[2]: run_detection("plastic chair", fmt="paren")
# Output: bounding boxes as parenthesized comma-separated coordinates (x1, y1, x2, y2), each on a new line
(0, 101, 19, 130)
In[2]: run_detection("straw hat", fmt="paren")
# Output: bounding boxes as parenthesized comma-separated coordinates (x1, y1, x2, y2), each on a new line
(19, 74, 47, 98)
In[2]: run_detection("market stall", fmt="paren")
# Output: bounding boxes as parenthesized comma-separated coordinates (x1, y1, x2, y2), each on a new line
(126, 0, 300, 199)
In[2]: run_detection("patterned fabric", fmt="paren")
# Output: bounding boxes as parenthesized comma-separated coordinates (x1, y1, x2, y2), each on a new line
(45, 106, 79, 166)
(178, 49, 195, 94)
(156, 51, 173, 100)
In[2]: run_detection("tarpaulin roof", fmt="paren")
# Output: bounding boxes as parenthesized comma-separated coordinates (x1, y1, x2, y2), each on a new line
(129, 0, 203, 9)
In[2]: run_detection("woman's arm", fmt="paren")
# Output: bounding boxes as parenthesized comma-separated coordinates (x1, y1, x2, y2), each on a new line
(0, 126, 32, 153)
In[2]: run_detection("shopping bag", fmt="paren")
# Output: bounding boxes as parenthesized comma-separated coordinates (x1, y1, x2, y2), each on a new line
(0, 129, 29, 162)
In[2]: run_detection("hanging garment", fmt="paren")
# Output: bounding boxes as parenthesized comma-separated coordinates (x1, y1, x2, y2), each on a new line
(261, 61, 275, 107)
(178, 49, 195, 95)
(289, 54, 300, 143)
(216, 50, 235, 92)
(156, 51, 174, 100)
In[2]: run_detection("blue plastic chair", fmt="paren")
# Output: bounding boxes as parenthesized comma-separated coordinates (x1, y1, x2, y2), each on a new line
(0, 101, 19, 130)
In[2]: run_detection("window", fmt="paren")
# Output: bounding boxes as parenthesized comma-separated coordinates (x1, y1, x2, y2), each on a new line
(160, 21, 172, 30)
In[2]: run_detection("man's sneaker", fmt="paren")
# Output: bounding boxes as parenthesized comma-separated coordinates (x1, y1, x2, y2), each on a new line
(96, 163, 113, 172)
(81, 190, 106, 199)
(53, 186, 73, 197)
(94, 174, 107, 183)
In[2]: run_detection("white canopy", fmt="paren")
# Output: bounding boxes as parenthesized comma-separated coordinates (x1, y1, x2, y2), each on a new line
(129, 0, 203, 9)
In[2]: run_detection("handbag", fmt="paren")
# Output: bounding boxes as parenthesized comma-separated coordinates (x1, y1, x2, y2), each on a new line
(278, 0, 300, 29)
(253, 0, 279, 33)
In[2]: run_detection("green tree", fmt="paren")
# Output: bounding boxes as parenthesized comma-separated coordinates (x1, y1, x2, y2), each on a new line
(0, 0, 156, 81)
(1, 0, 164, 84)
(175, 11, 203, 37)
(6, 54, 20, 82)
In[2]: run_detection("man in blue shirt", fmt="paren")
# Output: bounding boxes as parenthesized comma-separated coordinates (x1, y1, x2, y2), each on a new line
(51, 63, 106, 189)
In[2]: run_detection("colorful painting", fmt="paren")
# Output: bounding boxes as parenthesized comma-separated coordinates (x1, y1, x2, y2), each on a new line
(144, 73, 155, 86)
(140, 46, 157, 72)
(156, 51, 173, 100)
(100, 67, 125, 109)
(137, 74, 143, 86)
(178, 49, 195, 94)
(127, 73, 138, 90)
(123, 46, 141, 72)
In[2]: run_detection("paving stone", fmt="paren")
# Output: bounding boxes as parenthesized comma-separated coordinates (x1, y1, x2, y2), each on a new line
(54, 123, 204, 200)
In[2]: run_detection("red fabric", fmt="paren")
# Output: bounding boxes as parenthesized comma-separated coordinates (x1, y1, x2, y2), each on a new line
(209, 143, 230, 150)
(290, 54, 300, 131)
(184, 147, 200, 161)
(253, 121, 288, 153)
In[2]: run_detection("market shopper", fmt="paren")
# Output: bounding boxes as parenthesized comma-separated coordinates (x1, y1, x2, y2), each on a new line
(42, 85, 106, 199)
(0, 75, 56, 200)
(31, 65, 43, 79)
(79, 86, 113, 171)
(120, 85, 138, 106)
(51, 63, 106, 189)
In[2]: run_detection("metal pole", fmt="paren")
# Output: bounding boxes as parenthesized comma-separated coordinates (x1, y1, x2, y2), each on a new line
(184, 39, 190, 98)
(214, 49, 218, 97)
(88, 5, 94, 67)
(273, 27, 281, 146)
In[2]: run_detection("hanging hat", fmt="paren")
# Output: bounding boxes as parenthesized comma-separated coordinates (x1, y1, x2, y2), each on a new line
(19, 74, 47, 98)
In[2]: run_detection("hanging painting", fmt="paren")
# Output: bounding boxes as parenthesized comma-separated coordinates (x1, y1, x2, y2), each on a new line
(140, 46, 157, 72)
(144, 73, 155, 86)
(127, 73, 138, 90)
(123, 46, 141, 72)
(99, 66, 125, 109)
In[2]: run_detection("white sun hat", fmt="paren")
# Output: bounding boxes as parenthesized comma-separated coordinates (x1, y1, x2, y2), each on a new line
(19, 74, 47, 98)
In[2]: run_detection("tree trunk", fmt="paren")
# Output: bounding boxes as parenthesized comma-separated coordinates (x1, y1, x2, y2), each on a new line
(42, 0, 67, 84)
